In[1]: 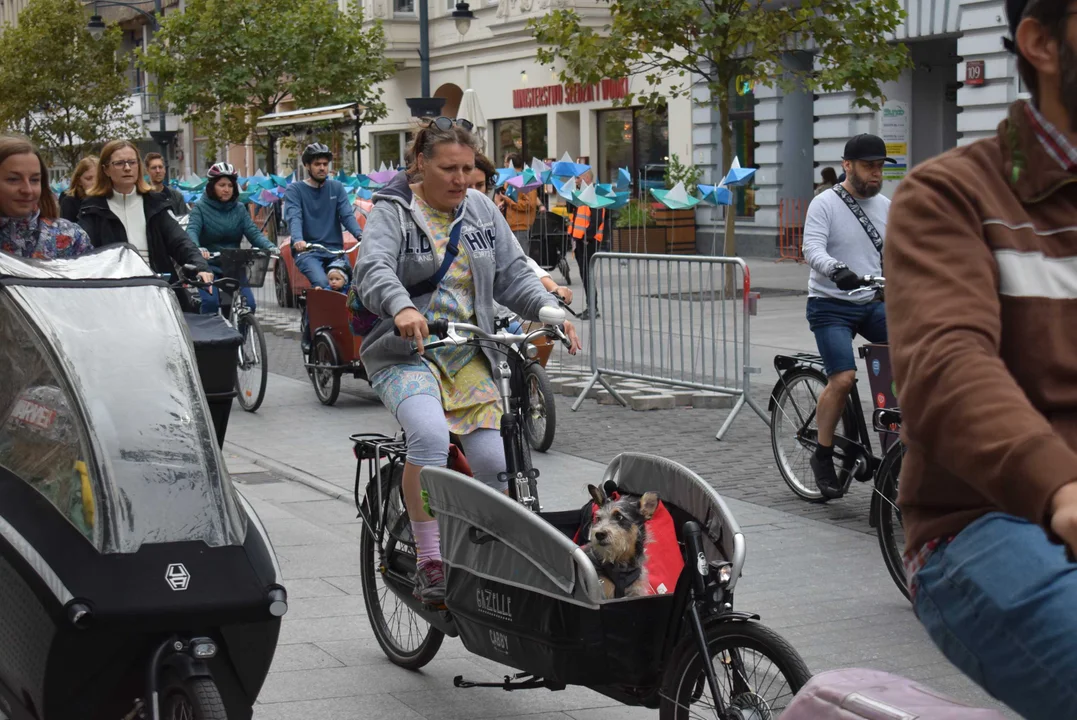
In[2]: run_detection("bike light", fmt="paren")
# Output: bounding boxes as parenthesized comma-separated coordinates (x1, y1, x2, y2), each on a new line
(525, 344, 538, 359)
(190, 638, 218, 659)
(716, 562, 733, 586)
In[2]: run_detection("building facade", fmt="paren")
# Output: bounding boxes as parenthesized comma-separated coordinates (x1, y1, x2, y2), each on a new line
(693, 0, 1024, 256)
(356, 0, 692, 187)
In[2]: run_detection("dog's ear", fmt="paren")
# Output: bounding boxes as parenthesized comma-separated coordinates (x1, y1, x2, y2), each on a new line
(588, 484, 605, 507)
(639, 492, 659, 519)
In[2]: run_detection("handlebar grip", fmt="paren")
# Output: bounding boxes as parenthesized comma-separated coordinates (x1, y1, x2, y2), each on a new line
(429, 319, 449, 338)
(682, 521, 709, 596)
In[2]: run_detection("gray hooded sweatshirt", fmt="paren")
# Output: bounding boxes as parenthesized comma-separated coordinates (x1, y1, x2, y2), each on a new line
(355, 172, 554, 380)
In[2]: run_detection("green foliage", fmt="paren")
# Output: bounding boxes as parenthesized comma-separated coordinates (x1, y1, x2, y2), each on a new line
(663, 153, 703, 195)
(614, 199, 655, 228)
(0, 0, 139, 168)
(139, 0, 395, 160)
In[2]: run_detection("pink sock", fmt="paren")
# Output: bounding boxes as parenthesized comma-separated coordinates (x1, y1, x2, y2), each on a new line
(412, 520, 441, 566)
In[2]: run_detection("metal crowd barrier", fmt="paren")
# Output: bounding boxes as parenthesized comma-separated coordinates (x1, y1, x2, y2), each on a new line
(572, 252, 769, 440)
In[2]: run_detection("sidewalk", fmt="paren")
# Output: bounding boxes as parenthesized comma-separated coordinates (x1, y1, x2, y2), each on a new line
(225, 373, 1012, 718)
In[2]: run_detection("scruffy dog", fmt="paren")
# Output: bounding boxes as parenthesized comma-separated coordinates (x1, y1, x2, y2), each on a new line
(583, 484, 659, 599)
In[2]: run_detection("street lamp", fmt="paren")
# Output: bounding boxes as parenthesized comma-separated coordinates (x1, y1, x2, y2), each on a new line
(405, 0, 475, 118)
(86, 1, 175, 176)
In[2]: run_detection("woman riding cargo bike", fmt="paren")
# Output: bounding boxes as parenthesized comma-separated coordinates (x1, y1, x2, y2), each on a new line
(352, 117, 582, 605)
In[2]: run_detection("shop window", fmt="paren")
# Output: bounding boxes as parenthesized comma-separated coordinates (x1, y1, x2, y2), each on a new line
(394, 0, 414, 12)
(730, 80, 757, 218)
(492, 116, 548, 166)
(372, 131, 411, 170)
(597, 106, 669, 187)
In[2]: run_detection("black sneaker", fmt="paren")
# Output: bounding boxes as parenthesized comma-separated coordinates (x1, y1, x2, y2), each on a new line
(578, 308, 600, 321)
(413, 559, 446, 606)
(810, 453, 845, 499)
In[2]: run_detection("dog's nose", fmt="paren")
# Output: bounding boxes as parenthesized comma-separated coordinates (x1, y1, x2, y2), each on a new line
(594, 531, 607, 542)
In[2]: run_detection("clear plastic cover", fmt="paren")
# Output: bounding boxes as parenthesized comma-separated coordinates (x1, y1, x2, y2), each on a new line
(1, 282, 246, 554)
(0, 244, 152, 281)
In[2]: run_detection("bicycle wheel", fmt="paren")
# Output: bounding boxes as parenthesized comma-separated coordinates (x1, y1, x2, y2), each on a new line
(161, 676, 227, 720)
(874, 439, 909, 600)
(235, 314, 268, 412)
(359, 464, 445, 669)
(524, 363, 556, 453)
(310, 333, 341, 406)
(770, 368, 857, 502)
(660, 620, 811, 720)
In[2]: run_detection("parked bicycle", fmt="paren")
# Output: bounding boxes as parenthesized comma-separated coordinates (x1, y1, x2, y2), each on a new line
(352, 308, 812, 718)
(768, 276, 909, 599)
(201, 248, 272, 412)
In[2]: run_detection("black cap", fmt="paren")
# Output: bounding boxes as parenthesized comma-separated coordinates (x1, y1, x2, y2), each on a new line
(842, 134, 895, 163)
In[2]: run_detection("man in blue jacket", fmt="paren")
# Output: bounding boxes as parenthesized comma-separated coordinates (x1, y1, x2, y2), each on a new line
(284, 143, 363, 289)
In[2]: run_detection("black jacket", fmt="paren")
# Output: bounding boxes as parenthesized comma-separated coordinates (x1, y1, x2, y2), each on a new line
(78, 192, 208, 274)
(59, 192, 83, 223)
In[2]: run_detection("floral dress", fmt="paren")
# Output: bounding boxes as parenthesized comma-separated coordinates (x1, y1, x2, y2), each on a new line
(0, 212, 92, 259)
(370, 197, 502, 433)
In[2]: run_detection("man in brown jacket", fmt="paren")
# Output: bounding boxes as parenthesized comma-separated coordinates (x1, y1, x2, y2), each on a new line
(885, 0, 1077, 716)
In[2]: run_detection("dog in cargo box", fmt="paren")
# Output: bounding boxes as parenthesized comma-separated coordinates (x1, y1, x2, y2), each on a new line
(583, 484, 659, 599)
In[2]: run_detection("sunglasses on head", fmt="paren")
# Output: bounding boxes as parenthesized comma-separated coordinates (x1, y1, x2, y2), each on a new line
(423, 116, 474, 132)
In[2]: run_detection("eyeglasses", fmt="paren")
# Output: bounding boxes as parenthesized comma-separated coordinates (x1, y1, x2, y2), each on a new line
(422, 116, 474, 133)
(109, 160, 138, 169)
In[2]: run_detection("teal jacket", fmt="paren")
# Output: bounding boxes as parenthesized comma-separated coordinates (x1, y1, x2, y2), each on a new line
(187, 194, 275, 253)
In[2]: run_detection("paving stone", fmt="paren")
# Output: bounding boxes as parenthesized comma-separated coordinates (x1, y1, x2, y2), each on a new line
(691, 391, 737, 409)
(628, 394, 676, 411)
(668, 390, 698, 406)
(550, 376, 584, 393)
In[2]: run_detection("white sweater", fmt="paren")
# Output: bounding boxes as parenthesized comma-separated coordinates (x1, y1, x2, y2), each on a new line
(108, 190, 149, 259)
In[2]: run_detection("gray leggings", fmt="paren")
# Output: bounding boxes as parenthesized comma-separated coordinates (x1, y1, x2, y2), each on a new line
(395, 393, 507, 491)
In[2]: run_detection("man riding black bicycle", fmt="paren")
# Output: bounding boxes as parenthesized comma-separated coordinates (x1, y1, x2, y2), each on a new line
(801, 134, 894, 499)
(886, 0, 1077, 717)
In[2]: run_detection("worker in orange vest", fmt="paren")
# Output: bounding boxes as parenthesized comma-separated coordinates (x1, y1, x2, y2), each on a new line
(571, 167, 606, 320)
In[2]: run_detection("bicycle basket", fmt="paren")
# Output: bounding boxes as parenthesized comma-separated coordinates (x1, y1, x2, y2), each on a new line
(214, 249, 271, 288)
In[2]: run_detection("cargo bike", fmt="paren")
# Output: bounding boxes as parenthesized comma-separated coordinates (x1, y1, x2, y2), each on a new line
(352, 310, 811, 719)
(0, 246, 287, 720)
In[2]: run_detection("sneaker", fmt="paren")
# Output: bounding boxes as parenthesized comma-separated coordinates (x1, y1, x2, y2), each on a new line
(810, 453, 845, 499)
(578, 308, 600, 321)
(413, 559, 446, 606)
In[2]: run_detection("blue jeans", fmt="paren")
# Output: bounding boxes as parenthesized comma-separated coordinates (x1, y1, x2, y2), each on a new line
(805, 296, 887, 376)
(199, 268, 256, 316)
(295, 248, 349, 290)
(915, 512, 1077, 720)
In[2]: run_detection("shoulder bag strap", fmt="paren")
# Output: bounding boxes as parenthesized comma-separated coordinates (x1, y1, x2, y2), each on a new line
(404, 208, 464, 297)
(831, 185, 884, 258)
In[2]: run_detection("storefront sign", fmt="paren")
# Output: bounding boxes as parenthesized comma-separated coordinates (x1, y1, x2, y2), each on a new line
(513, 78, 629, 109)
(965, 60, 985, 87)
(880, 100, 909, 181)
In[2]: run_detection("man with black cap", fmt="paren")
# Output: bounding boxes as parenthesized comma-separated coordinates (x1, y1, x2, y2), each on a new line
(801, 133, 894, 500)
(885, 0, 1077, 716)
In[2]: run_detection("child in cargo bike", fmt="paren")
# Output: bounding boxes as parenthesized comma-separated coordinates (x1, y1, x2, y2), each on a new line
(353, 117, 580, 606)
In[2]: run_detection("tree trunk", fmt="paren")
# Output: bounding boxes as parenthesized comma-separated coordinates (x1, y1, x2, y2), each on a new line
(717, 87, 737, 295)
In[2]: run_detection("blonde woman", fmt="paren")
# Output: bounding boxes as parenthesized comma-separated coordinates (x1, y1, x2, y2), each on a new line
(78, 140, 210, 281)
(59, 156, 98, 222)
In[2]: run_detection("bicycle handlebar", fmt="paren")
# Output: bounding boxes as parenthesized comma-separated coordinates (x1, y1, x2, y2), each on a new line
(393, 311, 572, 353)
(859, 275, 885, 288)
(295, 243, 349, 256)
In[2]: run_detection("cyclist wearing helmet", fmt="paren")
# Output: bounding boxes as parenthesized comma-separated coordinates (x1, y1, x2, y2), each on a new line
(187, 162, 279, 315)
(283, 143, 362, 289)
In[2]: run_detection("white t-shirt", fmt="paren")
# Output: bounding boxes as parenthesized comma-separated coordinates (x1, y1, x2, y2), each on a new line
(107, 190, 149, 261)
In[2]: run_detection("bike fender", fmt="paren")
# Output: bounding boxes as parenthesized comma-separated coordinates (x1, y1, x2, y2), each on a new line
(714, 610, 761, 623)
(161, 653, 214, 682)
(767, 377, 784, 413)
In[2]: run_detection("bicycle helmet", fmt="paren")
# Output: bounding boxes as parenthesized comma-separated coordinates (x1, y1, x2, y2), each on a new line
(207, 161, 238, 180)
(302, 143, 333, 166)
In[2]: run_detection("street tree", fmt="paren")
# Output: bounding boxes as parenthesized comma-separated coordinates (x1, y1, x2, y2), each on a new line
(0, 0, 138, 169)
(139, 0, 395, 168)
(530, 0, 912, 257)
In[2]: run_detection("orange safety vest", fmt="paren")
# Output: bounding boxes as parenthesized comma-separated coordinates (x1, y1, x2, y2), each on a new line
(570, 206, 606, 244)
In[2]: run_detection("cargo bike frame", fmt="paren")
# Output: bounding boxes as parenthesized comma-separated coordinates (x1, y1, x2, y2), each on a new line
(351, 314, 811, 719)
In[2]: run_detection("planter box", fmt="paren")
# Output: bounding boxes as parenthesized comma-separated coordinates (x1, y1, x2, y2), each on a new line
(611, 223, 696, 255)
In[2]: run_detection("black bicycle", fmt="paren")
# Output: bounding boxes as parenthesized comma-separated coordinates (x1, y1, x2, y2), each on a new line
(768, 277, 909, 599)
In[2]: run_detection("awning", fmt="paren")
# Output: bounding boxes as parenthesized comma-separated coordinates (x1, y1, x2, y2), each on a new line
(256, 102, 366, 129)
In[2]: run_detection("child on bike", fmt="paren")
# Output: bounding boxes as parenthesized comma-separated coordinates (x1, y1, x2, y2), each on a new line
(327, 266, 350, 293)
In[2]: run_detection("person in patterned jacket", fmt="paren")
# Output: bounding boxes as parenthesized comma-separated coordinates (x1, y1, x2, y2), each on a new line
(0, 135, 91, 260)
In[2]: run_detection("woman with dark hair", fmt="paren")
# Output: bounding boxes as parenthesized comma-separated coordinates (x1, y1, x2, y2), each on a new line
(60, 155, 98, 222)
(355, 118, 580, 605)
(815, 166, 839, 195)
(78, 139, 210, 282)
(187, 162, 278, 314)
(0, 135, 92, 259)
